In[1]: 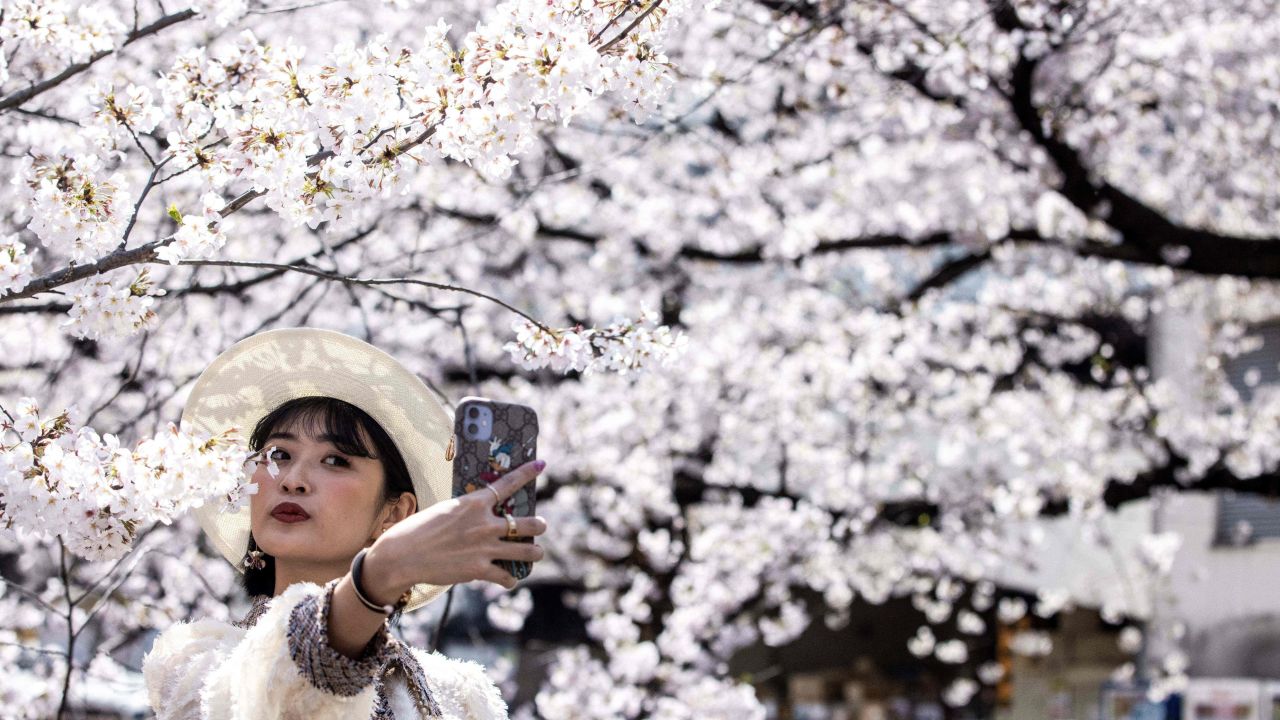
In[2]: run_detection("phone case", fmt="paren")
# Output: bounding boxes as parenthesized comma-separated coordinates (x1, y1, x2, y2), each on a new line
(451, 397, 538, 581)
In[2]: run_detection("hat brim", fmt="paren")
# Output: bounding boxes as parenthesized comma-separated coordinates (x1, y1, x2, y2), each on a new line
(183, 327, 454, 612)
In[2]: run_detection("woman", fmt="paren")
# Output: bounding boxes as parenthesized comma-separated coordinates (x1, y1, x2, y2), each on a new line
(143, 328, 547, 719)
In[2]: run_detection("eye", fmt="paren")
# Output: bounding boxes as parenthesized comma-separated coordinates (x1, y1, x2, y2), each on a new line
(266, 447, 289, 461)
(322, 455, 350, 468)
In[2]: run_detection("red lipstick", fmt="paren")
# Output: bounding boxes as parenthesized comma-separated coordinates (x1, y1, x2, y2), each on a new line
(270, 502, 310, 523)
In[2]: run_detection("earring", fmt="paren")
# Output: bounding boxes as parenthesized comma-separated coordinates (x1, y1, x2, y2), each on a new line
(243, 536, 268, 571)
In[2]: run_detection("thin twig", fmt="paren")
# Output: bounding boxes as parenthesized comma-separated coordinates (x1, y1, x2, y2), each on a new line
(368, 285, 468, 316)
(167, 222, 378, 297)
(124, 122, 158, 167)
(246, 0, 347, 14)
(175, 258, 557, 335)
(12, 107, 82, 126)
(146, 549, 222, 597)
(0, 126, 434, 304)
(82, 332, 152, 426)
(0, 576, 64, 616)
(596, 0, 665, 53)
(589, 0, 641, 45)
(0, 641, 71, 659)
(118, 156, 175, 251)
(71, 524, 159, 607)
(73, 545, 156, 641)
(56, 540, 75, 720)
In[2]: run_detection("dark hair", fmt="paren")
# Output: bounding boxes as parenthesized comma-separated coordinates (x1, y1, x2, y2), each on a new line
(241, 396, 415, 597)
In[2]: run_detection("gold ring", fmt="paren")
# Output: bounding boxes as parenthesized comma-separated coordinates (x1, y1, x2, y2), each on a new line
(504, 511, 518, 539)
(484, 484, 501, 506)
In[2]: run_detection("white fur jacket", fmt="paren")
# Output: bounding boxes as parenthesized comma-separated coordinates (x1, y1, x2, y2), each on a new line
(142, 581, 510, 720)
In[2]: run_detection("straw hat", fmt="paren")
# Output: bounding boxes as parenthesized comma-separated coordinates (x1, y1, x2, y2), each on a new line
(183, 327, 454, 611)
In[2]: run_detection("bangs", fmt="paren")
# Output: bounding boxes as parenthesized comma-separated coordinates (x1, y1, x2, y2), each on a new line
(249, 396, 379, 459)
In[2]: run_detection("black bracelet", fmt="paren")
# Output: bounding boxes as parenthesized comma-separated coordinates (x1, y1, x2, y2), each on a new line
(350, 548, 396, 616)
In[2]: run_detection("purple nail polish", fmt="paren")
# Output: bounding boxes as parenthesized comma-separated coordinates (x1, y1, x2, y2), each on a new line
(534, 459, 546, 471)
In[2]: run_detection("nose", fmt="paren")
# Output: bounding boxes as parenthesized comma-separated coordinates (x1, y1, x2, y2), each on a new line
(277, 463, 310, 495)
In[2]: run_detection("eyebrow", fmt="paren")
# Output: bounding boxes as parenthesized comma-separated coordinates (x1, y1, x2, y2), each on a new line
(265, 431, 353, 450)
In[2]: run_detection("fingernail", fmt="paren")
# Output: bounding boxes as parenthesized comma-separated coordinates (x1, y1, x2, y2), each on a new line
(534, 460, 546, 471)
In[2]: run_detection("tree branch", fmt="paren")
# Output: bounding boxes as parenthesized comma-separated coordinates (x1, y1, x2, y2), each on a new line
(1, 126, 437, 305)
(596, 0, 665, 54)
(167, 223, 378, 297)
(0, 240, 165, 303)
(432, 204, 599, 245)
(175, 258, 555, 333)
(753, 0, 1280, 279)
(0, 577, 64, 617)
(56, 540, 75, 720)
(0, 10, 198, 112)
(1104, 457, 1280, 506)
(1001, 45, 1280, 278)
(904, 249, 992, 303)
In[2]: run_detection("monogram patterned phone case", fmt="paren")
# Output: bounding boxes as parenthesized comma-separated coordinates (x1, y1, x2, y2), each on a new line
(451, 397, 539, 581)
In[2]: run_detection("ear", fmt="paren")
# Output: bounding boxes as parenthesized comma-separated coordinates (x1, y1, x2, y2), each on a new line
(372, 492, 417, 539)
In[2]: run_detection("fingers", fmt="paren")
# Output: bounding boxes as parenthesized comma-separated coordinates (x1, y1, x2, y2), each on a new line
(490, 541, 545, 563)
(502, 515, 547, 538)
(477, 563, 518, 590)
(481, 459, 544, 504)
(479, 514, 547, 542)
(517, 515, 547, 537)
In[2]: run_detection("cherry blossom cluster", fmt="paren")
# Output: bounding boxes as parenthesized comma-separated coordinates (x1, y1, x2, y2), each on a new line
(0, 0, 125, 75)
(62, 269, 163, 340)
(86, 82, 165, 148)
(504, 309, 688, 374)
(0, 398, 256, 561)
(504, 262, 1225, 712)
(155, 194, 229, 265)
(534, 645, 766, 720)
(0, 236, 36, 295)
(5, 0, 685, 342)
(13, 153, 129, 265)
(140, 0, 681, 233)
(485, 586, 534, 633)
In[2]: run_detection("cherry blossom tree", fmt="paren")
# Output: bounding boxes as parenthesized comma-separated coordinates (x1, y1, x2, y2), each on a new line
(3, 0, 1279, 717)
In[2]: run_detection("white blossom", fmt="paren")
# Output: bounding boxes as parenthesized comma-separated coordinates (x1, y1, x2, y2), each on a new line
(0, 237, 35, 295)
(934, 639, 968, 664)
(505, 309, 688, 375)
(758, 600, 808, 647)
(62, 270, 163, 340)
(0, 400, 254, 561)
(907, 626, 936, 657)
(943, 678, 978, 707)
(957, 610, 986, 635)
(486, 587, 534, 632)
(1008, 630, 1054, 658)
(996, 597, 1028, 624)
(1118, 626, 1144, 654)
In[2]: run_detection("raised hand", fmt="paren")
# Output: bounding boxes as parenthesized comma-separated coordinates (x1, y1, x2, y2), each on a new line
(363, 459, 548, 597)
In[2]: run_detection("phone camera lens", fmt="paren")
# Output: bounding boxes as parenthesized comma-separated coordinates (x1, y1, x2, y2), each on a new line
(468, 407, 479, 418)
(468, 422, 478, 436)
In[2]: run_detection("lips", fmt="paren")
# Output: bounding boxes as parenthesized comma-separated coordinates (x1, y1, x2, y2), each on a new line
(270, 502, 310, 523)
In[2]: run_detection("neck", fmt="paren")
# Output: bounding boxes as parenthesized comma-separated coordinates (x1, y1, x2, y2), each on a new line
(272, 558, 352, 596)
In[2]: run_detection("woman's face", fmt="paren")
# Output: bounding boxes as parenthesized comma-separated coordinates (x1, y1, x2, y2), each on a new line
(248, 417, 389, 578)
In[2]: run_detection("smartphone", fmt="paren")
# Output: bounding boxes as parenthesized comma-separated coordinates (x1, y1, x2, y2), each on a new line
(450, 396, 539, 581)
